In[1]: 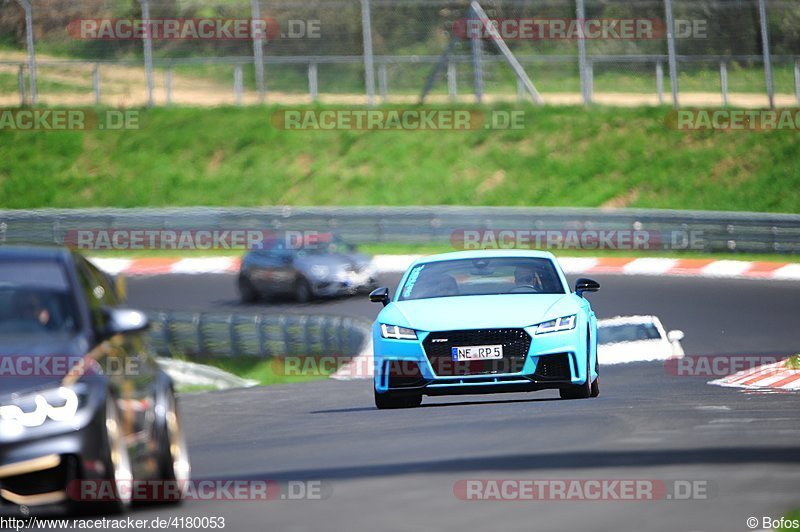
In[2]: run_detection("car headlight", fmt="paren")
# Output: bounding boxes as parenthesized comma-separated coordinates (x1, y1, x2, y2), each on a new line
(380, 324, 418, 340)
(535, 315, 577, 335)
(0, 386, 81, 433)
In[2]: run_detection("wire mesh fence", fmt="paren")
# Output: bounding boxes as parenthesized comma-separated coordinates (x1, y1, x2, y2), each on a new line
(0, 0, 798, 106)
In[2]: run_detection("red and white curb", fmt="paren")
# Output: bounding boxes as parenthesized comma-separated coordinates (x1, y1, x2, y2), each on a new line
(710, 360, 800, 391)
(91, 255, 800, 280)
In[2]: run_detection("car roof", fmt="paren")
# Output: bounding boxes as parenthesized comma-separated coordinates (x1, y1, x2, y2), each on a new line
(0, 245, 73, 262)
(410, 249, 558, 266)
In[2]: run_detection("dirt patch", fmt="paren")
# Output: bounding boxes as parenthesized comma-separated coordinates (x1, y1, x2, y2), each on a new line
(601, 188, 640, 209)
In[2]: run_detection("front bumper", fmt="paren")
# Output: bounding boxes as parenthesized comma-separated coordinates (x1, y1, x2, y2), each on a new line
(312, 272, 378, 297)
(373, 323, 594, 396)
(0, 397, 106, 511)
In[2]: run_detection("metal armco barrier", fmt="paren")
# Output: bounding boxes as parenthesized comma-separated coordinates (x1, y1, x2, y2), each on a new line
(1, 206, 799, 255)
(146, 311, 372, 359)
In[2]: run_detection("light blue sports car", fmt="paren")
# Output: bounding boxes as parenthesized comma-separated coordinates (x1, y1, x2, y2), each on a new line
(369, 250, 600, 409)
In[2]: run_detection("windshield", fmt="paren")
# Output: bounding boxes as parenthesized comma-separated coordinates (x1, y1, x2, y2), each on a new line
(398, 257, 565, 301)
(296, 234, 353, 256)
(0, 261, 79, 335)
(598, 323, 661, 345)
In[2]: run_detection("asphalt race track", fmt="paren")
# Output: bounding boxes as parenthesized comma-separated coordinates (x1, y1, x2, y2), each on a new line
(91, 273, 800, 532)
(127, 273, 800, 356)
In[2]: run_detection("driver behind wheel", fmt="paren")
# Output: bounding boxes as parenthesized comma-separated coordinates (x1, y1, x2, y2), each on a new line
(12, 290, 52, 327)
(513, 266, 544, 291)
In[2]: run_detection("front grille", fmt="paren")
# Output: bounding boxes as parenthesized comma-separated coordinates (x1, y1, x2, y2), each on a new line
(423, 329, 531, 376)
(532, 353, 572, 381)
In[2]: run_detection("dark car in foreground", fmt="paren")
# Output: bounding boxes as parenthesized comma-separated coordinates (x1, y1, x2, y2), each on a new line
(0, 247, 190, 515)
(238, 234, 378, 303)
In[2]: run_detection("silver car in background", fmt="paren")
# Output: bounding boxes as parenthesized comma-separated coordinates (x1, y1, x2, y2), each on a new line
(238, 233, 378, 303)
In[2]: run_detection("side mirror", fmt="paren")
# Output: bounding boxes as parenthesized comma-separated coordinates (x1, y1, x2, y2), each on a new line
(667, 330, 685, 343)
(369, 287, 390, 306)
(102, 308, 150, 339)
(575, 278, 600, 298)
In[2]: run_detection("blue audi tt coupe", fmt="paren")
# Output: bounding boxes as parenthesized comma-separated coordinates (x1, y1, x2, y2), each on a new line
(369, 250, 600, 409)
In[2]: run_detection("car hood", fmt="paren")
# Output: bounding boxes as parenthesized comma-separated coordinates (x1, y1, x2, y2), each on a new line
(381, 294, 580, 331)
(0, 333, 90, 398)
(295, 253, 369, 270)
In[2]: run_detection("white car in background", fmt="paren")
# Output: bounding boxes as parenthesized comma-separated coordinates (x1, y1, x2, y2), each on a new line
(597, 315, 685, 364)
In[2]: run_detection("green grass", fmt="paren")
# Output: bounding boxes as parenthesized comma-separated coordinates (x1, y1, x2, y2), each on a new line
(1, 104, 798, 212)
(779, 510, 800, 532)
(0, 72, 92, 95)
(175, 384, 218, 393)
(185, 355, 334, 386)
(786, 355, 800, 370)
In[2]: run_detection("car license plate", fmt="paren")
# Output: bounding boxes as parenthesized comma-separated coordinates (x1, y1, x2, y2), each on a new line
(451, 345, 503, 362)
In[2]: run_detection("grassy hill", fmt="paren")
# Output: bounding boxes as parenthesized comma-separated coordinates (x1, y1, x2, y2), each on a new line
(1, 104, 798, 212)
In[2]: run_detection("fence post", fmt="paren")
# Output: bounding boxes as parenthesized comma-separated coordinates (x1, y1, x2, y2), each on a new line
(138, 0, 154, 107)
(663, 0, 679, 109)
(251, 0, 266, 103)
(719, 61, 728, 106)
(469, 6, 484, 103)
(757, 0, 774, 109)
(165, 66, 173, 105)
(378, 63, 388, 102)
(15, 0, 37, 105)
(234, 65, 243, 105)
(795, 58, 800, 105)
(18, 64, 26, 106)
(656, 61, 664, 104)
(576, 0, 589, 105)
(93, 63, 101, 105)
(308, 62, 318, 101)
(447, 60, 457, 101)
(586, 59, 594, 103)
(360, 0, 376, 106)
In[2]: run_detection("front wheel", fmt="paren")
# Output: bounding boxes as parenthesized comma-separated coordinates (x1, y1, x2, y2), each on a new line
(153, 388, 191, 504)
(374, 388, 422, 409)
(294, 278, 313, 303)
(238, 275, 258, 303)
(71, 392, 133, 514)
(560, 329, 594, 400)
(590, 356, 600, 397)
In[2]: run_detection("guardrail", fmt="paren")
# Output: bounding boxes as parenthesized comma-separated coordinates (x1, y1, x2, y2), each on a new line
(2, 206, 800, 255)
(145, 310, 372, 359)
